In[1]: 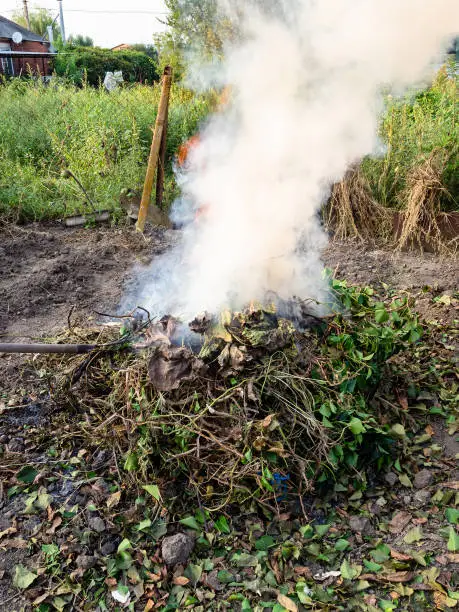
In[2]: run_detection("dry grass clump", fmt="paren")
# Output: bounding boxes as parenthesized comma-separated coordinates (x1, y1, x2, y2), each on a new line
(395, 152, 457, 255)
(325, 169, 391, 242)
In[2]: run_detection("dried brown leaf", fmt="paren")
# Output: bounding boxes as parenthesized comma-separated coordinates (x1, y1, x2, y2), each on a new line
(390, 549, 412, 561)
(173, 576, 190, 586)
(389, 511, 412, 534)
(46, 516, 62, 535)
(277, 593, 298, 612)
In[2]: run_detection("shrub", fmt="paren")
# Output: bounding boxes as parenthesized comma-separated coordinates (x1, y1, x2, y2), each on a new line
(54, 46, 160, 87)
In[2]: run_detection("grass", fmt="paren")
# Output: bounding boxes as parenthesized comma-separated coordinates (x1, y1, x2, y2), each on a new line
(0, 78, 211, 221)
(0, 64, 457, 251)
(327, 64, 458, 251)
(361, 65, 458, 213)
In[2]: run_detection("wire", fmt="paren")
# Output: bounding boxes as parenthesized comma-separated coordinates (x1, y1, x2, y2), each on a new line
(3, 8, 168, 14)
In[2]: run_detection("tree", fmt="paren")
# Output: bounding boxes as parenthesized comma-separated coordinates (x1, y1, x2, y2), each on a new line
(162, 0, 229, 56)
(129, 44, 158, 61)
(68, 35, 94, 47)
(12, 7, 59, 40)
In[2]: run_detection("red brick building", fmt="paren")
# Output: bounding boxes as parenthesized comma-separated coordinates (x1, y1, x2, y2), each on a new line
(0, 15, 55, 77)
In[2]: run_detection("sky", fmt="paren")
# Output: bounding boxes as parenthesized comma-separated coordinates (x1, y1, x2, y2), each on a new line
(1, 0, 168, 47)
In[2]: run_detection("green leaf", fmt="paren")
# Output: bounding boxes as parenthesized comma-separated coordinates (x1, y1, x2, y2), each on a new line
(232, 552, 258, 567)
(335, 538, 351, 551)
(265, 570, 278, 587)
(375, 308, 389, 324)
(117, 538, 132, 553)
(215, 515, 231, 534)
(446, 508, 459, 525)
(116, 551, 133, 570)
(179, 516, 201, 531)
(447, 527, 459, 552)
(349, 418, 365, 435)
(404, 526, 423, 544)
(340, 558, 361, 580)
(123, 452, 139, 472)
(370, 544, 391, 563)
(17, 466, 38, 484)
(389, 424, 406, 439)
(314, 524, 331, 537)
(136, 519, 152, 531)
(217, 570, 234, 584)
(255, 535, 275, 551)
(142, 484, 161, 502)
(36, 492, 52, 510)
(13, 565, 37, 589)
(410, 551, 427, 566)
(363, 559, 382, 572)
(184, 563, 202, 587)
(399, 473, 413, 488)
(379, 600, 396, 611)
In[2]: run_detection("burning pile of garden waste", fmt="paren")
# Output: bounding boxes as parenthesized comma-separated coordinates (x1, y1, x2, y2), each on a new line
(37, 276, 427, 515)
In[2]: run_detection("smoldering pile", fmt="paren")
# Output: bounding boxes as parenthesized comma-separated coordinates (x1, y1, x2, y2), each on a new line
(39, 284, 421, 513)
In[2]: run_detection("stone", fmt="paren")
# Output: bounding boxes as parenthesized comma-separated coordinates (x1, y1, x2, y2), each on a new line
(75, 555, 97, 570)
(6, 437, 24, 453)
(349, 516, 371, 534)
(100, 540, 117, 556)
(161, 533, 195, 566)
(414, 469, 433, 490)
(413, 490, 431, 506)
(384, 472, 398, 486)
(88, 516, 106, 533)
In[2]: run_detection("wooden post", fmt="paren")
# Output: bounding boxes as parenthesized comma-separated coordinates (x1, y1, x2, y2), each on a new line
(155, 95, 169, 211)
(136, 66, 173, 232)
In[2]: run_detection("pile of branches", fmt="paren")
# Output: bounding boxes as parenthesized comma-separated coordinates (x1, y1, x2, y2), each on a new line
(42, 279, 423, 513)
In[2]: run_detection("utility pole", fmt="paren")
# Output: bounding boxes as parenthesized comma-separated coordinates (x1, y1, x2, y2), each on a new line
(22, 0, 31, 30)
(57, 0, 66, 44)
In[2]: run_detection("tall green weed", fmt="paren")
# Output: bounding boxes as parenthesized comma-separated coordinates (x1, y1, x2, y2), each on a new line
(0, 79, 210, 220)
(361, 66, 458, 211)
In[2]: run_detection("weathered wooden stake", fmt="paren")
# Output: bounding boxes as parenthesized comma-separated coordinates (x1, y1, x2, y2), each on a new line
(155, 94, 169, 211)
(136, 66, 173, 233)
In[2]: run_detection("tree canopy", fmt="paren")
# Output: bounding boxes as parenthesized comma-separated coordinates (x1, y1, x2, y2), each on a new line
(12, 7, 59, 40)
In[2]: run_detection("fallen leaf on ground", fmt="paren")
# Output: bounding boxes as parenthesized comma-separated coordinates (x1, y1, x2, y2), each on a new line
(277, 593, 298, 612)
(389, 511, 412, 534)
(173, 576, 190, 586)
(294, 566, 312, 577)
(360, 572, 414, 583)
(13, 565, 37, 589)
(404, 526, 423, 544)
(442, 481, 459, 490)
(107, 490, 121, 509)
(46, 516, 62, 535)
(2, 538, 28, 549)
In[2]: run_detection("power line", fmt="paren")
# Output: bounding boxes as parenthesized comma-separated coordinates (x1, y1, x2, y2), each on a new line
(2, 7, 168, 14)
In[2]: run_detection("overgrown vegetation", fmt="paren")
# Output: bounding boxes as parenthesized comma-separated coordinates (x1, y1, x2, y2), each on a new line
(326, 66, 458, 251)
(0, 64, 456, 252)
(54, 46, 159, 87)
(0, 79, 211, 221)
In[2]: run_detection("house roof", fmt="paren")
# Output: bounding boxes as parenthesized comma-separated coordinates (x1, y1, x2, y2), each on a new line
(0, 15, 47, 43)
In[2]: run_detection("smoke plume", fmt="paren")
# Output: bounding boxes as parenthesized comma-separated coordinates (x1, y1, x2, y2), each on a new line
(130, 0, 458, 318)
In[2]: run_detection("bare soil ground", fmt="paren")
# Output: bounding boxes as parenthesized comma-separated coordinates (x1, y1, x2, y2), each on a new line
(1, 224, 457, 344)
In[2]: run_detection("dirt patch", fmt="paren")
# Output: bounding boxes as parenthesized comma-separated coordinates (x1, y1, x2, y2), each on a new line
(0, 222, 177, 342)
(1, 226, 457, 344)
(324, 241, 458, 293)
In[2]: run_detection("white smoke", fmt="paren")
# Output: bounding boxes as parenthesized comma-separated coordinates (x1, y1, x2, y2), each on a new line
(130, 0, 458, 318)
